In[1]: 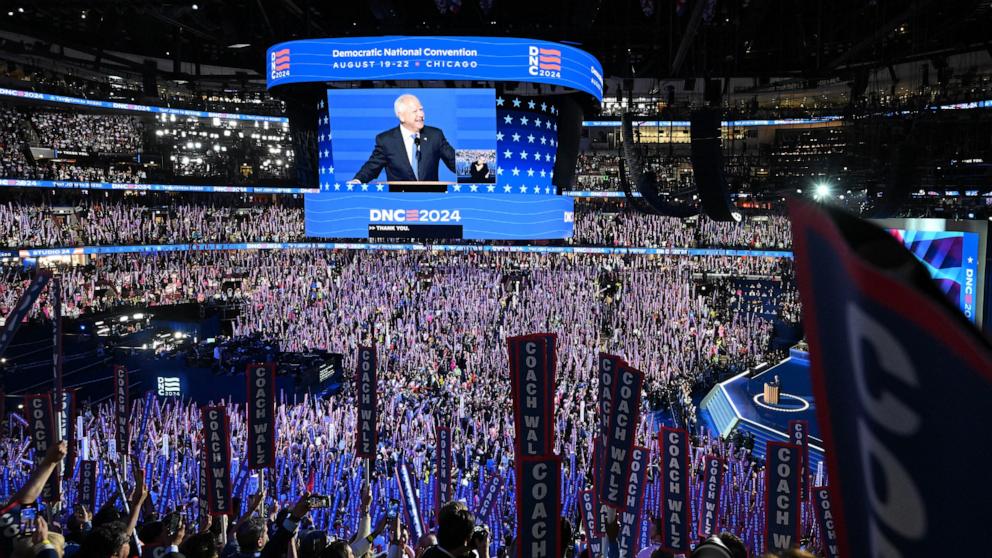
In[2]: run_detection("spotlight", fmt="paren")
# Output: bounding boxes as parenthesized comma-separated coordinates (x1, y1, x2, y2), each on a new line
(192, 3, 198, 9)
(814, 183, 831, 200)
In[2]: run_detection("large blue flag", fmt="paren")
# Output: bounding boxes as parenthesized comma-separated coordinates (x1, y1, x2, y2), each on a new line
(790, 199, 992, 556)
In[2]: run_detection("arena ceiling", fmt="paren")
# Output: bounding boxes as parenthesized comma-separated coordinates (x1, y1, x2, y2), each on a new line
(2, 0, 991, 84)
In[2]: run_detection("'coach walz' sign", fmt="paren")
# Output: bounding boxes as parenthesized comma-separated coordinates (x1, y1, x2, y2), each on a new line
(698, 455, 724, 538)
(508, 334, 557, 457)
(435, 424, 453, 514)
(355, 346, 377, 460)
(78, 460, 97, 508)
(516, 455, 561, 558)
(601, 364, 644, 509)
(659, 426, 690, 554)
(24, 393, 59, 502)
(202, 406, 232, 515)
(246, 363, 276, 469)
(114, 365, 129, 454)
(765, 441, 802, 553)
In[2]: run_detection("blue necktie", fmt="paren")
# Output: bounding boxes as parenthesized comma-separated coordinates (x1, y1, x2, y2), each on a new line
(410, 133, 420, 180)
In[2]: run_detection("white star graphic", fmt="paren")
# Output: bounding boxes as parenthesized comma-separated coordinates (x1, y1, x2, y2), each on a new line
(968, 257, 975, 264)
(346, 183, 354, 191)
(540, 136, 547, 145)
(527, 168, 535, 177)
(376, 184, 385, 191)
(328, 166, 334, 173)
(453, 184, 462, 192)
(533, 187, 541, 195)
(527, 99, 536, 109)
(496, 97, 505, 106)
(527, 134, 535, 143)
(319, 134, 325, 142)
(496, 132, 504, 141)
(544, 187, 551, 194)
(512, 167, 521, 176)
(520, 151, 529, 160)
(520, 116, 529, 126)
(323, 182, 330, 190)
(512, 98, 522, 108)
(535, 118, 543, 128)
(333, 182, 341, 190)
(497, 166, 504, 175)
(545, 121, 552, 129)
(486, 185, 495, 192)
(540, 102, 547, 111)
(503, 115, 514, 125)
(323, 116, 329, 125)
(503, 185, 512, 193)
(539, 170, 547, 178)
(469, 185, 478, 192)
(360, 184, 369, 191)
(323, 149, 330, 158)
(554, 123, 557, 131)
(512, 133, 521, 142)
(545, 154, 552, 162)
(503, 149, 513, 158)
(318, 100, 324, 109)
(519, 185, 528, 193)
(320, 167, 326, 174)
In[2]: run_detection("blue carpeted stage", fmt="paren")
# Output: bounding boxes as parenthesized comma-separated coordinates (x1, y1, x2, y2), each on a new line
(701, 348, 826, 474)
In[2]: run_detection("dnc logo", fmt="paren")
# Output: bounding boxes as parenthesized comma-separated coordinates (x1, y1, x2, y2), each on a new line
(157, 376, 181, 397)
(528, 46, 561, 78)
(271, 48, 290, 80)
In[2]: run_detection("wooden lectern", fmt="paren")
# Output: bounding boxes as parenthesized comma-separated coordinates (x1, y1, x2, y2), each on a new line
(763, 382, 780, 405)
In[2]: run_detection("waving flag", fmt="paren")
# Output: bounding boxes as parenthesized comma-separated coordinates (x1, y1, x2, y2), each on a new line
(790, 199, 992, 556)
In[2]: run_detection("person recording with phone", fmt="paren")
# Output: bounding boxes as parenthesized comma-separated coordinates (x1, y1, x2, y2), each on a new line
(349, 94, 456, 185)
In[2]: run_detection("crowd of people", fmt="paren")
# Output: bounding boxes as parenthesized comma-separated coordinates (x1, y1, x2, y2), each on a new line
(0, 106, 43, 180)
(0, 102, 294, 185)
(0, 194, 795, 251)
(0, 247, 816, 557)
(0, 199, 303, 248)
(29, 111, 143, 154)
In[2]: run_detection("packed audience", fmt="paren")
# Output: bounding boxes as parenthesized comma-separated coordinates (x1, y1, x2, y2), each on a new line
(0, 246, 820, 557)
(0, 194, 794, 251)
(29, 111, 143, 154)
(0, 102, 293, 185)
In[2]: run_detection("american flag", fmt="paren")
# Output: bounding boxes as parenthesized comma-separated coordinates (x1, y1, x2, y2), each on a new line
(494, 95, 558, 195)
(316, 98, 335, 191)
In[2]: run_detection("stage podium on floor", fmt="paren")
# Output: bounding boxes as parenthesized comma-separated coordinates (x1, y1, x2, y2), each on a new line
(378, 181, 452, 193)
(764, 377, 780, 405)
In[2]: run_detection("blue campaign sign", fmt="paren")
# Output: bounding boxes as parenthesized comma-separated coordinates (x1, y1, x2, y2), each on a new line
(790, 200, 992, 557)
(305, 192, 574, 240)
(266, 37, 604, 101)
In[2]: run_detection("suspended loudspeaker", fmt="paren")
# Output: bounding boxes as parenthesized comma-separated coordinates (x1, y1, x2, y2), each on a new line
(689, 109, 740, 222)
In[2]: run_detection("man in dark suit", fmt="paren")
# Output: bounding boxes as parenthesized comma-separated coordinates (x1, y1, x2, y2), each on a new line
(350, 94, 456, 184)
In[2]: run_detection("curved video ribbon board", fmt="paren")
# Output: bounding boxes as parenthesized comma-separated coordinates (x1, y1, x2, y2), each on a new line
(266, 36, 604, 101)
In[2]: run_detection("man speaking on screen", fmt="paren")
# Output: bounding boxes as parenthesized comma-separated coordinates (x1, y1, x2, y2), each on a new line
(350, 94, 456, 184)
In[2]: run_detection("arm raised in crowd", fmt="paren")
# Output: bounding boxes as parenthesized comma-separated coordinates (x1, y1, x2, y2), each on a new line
(6, 441, 66, 507)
